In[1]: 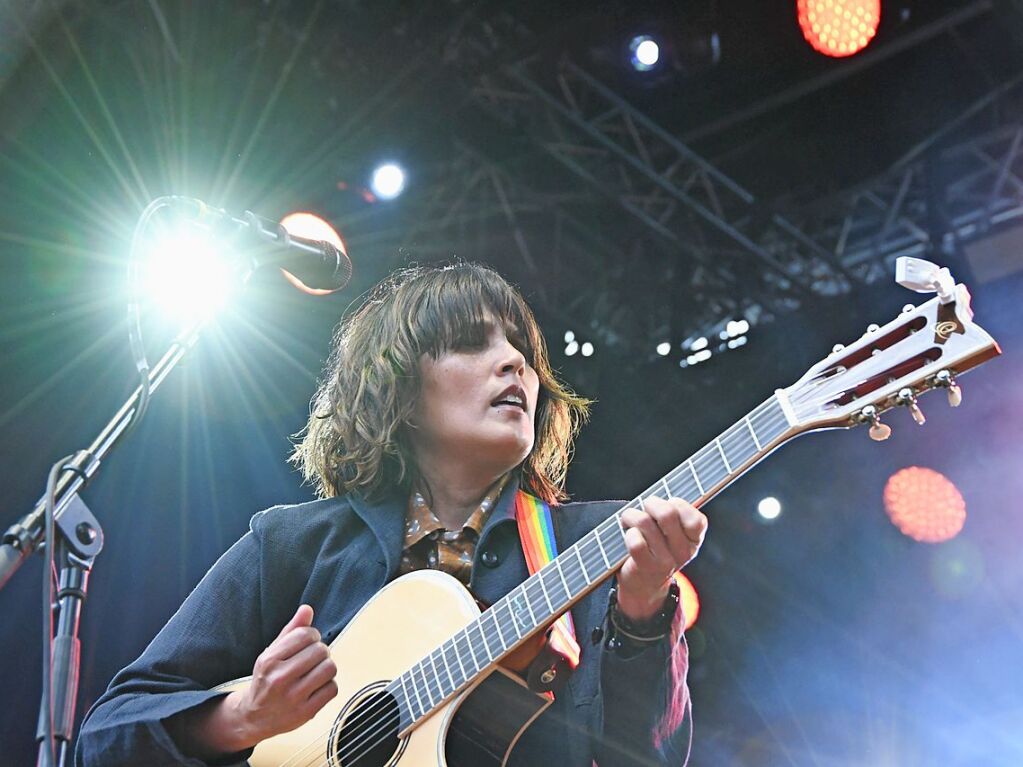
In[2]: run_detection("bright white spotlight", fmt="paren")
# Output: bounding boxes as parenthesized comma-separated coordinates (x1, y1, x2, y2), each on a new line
(581, 342, 594, 357)
(140, 227, 236, 325)
(629, 35, 660, 71)
(727, 319, 750, 338)
(757, 497, 782, 520)
(370, 163, 406, 200)
(656, 342, 671, 356)
(690, 336, 708, 351)
(564, 330, 575, 343)
(565, 340, 579, 356)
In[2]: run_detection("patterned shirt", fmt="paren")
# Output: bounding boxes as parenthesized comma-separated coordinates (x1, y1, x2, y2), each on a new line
(397, 474, 510, 586)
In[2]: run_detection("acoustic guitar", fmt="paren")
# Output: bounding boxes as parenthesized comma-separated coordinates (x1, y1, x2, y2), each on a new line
(216, 258, 1001, 766)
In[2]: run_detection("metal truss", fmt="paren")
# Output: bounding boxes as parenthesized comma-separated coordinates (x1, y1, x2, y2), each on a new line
(469, 53, 856, 304)
(780, 118, 1023, 284)
(409, 11, 1023, 359)
(396, 142, 681, 346)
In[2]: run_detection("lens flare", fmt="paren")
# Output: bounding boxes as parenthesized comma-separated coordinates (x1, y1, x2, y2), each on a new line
(883, 466, 966, 543)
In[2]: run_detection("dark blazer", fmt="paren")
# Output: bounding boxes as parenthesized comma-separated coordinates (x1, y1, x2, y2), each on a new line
(75, 479, 692, 766)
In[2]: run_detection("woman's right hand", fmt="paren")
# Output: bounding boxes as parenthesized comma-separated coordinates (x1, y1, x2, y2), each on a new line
(168, 604, 339, 759)
(225, 604, 339, 748)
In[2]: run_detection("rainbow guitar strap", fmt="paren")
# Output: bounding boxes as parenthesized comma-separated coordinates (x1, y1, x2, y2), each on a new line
(514, 490, 582, 695)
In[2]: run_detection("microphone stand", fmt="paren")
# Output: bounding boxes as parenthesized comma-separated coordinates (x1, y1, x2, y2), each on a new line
(0, 321, 204, 767)
(1, 197, 352, 767)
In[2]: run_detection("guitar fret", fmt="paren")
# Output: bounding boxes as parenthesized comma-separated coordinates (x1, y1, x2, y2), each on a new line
(599, 517, 627, 562)
(416, 662, 433, 708)
(660, 476, 671, 497)
(574, 545, 592, 585)
(489, 611, 507, 651)
(399, 673, 417, 720)
(688, 460, 704, 495)
(504, 600, 522, 641)
(521, 583, 539, 625)
(473, 621, 492, 661)
(460, 629, 480, 673)
(428, 654, 443, 699)
(438, 647, 456, 691)
(555, 559, 571, 599)
(595, 535, 611, 570)
(715, 437, 732, 473)
(450, 639, 467, 684)
(693, 448, 727, 488)
(537, 571, 555, 613)
(745, 415, 763, 451)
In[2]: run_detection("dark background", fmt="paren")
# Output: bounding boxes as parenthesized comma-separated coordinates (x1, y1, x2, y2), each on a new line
(1, 1, 1021, 764)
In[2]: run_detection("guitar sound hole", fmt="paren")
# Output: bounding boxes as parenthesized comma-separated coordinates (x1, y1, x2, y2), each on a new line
(333, 689, 402, 767)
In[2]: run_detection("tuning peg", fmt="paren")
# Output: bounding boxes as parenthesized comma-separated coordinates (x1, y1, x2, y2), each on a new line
(869, 420, 893, 441)
(933, 369, 962, 407)
(858, 405, 892, 441)
(902, 304, 915, 313)
(832, 344, 845, 354)
(866, 323, 880, 334)
(896, 388, 926, 425)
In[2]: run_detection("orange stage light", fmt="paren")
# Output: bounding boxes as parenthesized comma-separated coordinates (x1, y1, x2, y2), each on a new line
(883, 466, 966, 543)
(673, 571, 700, 630)
(797, 0, 881, 58)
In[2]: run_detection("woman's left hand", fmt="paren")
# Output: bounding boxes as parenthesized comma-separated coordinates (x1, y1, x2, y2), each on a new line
(616, 497, 708, 623)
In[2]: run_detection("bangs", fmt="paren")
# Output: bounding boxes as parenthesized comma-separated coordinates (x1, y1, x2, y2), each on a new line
(405, 266, 538, 362)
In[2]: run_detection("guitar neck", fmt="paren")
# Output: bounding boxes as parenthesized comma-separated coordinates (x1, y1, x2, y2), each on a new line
(390, 393, 798, 729)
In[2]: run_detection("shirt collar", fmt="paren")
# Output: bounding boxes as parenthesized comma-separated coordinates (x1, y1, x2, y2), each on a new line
(404, 473, 511, 548)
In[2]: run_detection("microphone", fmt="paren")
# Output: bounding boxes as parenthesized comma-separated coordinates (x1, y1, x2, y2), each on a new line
(169, 197, 353, 293)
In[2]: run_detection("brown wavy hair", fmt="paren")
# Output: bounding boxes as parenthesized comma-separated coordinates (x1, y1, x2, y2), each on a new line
(290, 262, 591, 504)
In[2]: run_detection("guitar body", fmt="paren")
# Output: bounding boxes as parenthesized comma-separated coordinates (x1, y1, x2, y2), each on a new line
(215, 571, 552, 767)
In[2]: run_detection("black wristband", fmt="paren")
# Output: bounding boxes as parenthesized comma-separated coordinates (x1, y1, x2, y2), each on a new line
(595, 579, 681, 655)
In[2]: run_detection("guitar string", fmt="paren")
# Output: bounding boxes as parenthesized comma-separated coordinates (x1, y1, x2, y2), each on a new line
(294, 399, 802, 766)
(280, 395, 806, 765)
(276, 396, 800, 767)
(313, 534, 627, 767)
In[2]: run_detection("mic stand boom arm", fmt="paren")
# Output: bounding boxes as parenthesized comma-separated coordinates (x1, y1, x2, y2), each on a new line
(0, 321, 203, 590)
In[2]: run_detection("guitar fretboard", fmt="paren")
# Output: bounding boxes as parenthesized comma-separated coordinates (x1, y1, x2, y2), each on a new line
(388, 394, 793, 729)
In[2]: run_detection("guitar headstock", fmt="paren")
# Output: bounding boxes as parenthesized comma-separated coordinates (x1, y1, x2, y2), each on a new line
(781, 258, 1001, 439)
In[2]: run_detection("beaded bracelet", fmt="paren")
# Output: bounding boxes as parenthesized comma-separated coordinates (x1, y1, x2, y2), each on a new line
(593, 579, 681, 652)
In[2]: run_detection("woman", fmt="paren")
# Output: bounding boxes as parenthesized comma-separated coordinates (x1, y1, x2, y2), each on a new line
(75, 262, 707, 766)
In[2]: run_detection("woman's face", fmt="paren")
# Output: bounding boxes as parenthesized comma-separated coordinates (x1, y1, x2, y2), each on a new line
(409, 318, 541, 479)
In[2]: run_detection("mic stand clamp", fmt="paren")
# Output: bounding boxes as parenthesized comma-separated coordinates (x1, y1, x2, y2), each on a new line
(36, 494, 104, 767)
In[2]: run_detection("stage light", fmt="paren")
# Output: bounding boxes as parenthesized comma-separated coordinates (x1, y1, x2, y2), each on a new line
(883, 467, 966, 543)
(690, 336, 708, 351)
(565, 340, 579, 356)
(564, 330, 575, 343)
(673, 572, 700, 630)
(657, 342, 671, 356)
(757, 497, 782, 520)
(370, 162, 406, 200)
(727, 336, 747, 350)
(140, 226, 237, 325)
(726, 319, 749, 337)
(686, 349, 712, 366)
(629, 35, 660, 71)
(581, 342, 594, 357)
(797, 0, 881, 58)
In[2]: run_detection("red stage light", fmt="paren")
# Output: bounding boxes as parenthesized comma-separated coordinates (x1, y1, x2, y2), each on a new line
(883, 467, 966, 543)
(673, 571, 700, 630)
(797, 0, 881, 58)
